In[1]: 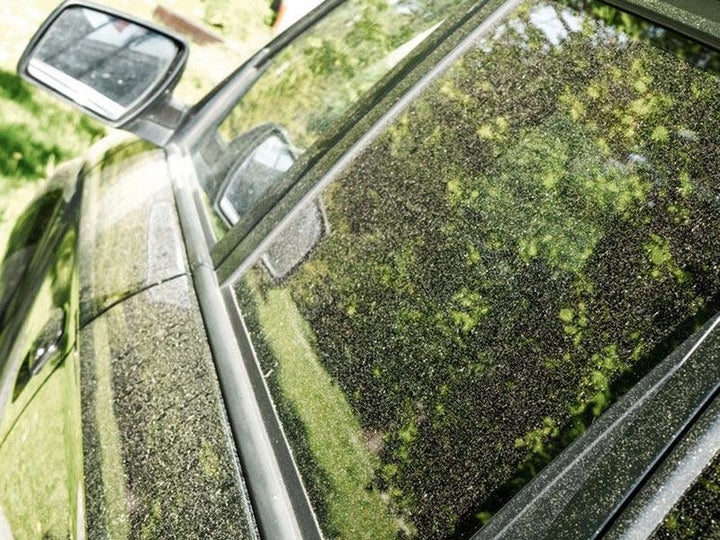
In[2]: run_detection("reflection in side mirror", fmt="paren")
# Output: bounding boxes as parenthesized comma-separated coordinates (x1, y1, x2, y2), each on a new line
(18, 4, 187, 124)
(216, 126, 298, 227)
(262, 200, 328, 282)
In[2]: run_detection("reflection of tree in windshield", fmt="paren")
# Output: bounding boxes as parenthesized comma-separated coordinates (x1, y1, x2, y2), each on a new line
(221, 0, 470, 148)
(34, 7, 176, 107)
(238, 0, 720, 537)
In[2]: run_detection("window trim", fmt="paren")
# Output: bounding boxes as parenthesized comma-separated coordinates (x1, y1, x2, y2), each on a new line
(167, 143, 322, 539)
(605, 0, 720, 51)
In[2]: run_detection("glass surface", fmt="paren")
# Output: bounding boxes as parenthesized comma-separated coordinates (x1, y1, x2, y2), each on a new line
(195, 0, 465, 237)
(234, 0, 720, 537)
(28, 6, 179, 120)
(218, 133, 296, 226)
(653, 450, 720, 538)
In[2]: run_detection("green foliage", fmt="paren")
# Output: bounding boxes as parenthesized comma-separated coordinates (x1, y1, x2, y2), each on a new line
(200, 0, 273, 40)
(0, 69, 104, 185)
(239, 0, 720, 537)
(0, 69, 33, 104)
(220, 0, 464, 149)
(0, 68, 104, 257)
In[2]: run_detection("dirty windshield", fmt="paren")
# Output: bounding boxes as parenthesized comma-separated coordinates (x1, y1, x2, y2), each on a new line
(236, 0, 720, 538)
(196, 0, 461, 237)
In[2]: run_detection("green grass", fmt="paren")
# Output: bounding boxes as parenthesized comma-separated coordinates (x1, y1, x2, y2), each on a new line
(0, 68, 105, 258)
(248, 273, 400, 539)
(0, 70, 104, 179)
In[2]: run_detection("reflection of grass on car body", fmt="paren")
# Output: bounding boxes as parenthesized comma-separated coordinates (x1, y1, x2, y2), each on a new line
(0, 359, 77, 538)
(244, 269, 401, 539)
(0, 275, 83, 539)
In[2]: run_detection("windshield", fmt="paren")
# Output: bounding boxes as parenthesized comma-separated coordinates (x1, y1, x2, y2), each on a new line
(233, 0, 720, 537)
(192, 0, 466, 239)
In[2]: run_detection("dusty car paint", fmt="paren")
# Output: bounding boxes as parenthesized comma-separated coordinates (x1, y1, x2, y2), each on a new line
(76, 139, 256, 537)
(80, 277, 253, 538)
(0, 135, 256, 538)
(4, 0, 720, 537)
(77, 138, 185, 323)
(607, 0, 720, 50)
(652, 448, 720, 537)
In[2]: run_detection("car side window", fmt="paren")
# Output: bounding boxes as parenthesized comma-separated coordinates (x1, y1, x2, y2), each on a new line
(231, 0, 720, 537)
(193, 0, 468, 239)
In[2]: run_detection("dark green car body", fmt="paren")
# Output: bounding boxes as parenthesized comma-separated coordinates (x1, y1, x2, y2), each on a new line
(1, 0, 719, 538)
(0, 139, 255, 538)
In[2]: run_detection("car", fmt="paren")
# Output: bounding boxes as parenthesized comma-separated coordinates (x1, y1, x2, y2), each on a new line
(1, 0, 719, 537)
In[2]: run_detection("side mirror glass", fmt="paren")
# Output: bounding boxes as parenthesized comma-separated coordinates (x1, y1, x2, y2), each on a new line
(216, 126, 298, 227)
(18, 3, 187, 125)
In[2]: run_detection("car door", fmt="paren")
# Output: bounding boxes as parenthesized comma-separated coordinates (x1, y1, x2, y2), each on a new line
(166, 1, 476, 536)
(181, 0, 720, 537)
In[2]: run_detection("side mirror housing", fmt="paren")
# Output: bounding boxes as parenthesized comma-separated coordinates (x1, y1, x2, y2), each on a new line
(17, 1, 189, 146)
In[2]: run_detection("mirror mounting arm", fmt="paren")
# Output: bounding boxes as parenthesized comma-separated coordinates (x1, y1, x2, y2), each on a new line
(124, 93, 189, 147)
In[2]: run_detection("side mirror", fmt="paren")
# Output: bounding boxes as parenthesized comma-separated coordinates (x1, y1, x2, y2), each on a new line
(18, 1, 188, 143)
(214, 123, 325, 281)
(215, 125, 298, 227)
